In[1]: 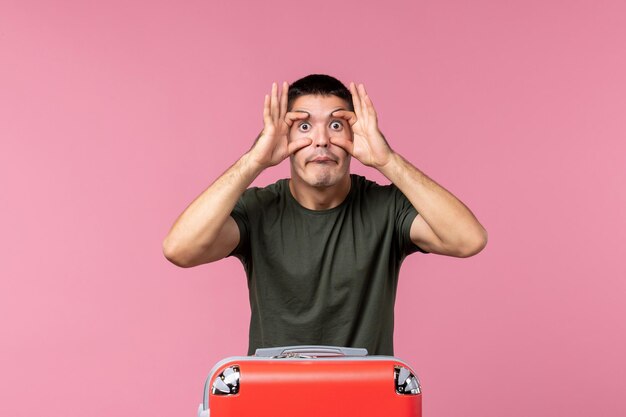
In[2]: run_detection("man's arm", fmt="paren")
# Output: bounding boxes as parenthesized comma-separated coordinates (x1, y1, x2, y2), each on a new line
(378, 153, 487, 257)
(162, 81, 311, 267)
(162, 153, 262, 268)
(330, 82, 487, 258)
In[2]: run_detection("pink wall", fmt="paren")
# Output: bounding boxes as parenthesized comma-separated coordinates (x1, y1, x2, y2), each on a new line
(1, 0, 625, 416)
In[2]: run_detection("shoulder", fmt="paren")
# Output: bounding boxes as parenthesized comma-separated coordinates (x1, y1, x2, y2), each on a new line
(350, 175, 415, 221)
(351, 174, 400, 201)
(239, 178, 289, 209)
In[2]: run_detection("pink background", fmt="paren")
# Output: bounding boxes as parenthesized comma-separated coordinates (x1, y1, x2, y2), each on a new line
(1, 0, 625, 416)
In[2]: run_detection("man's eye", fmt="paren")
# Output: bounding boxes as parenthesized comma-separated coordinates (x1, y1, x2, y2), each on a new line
(331, 121, 343, 130)
(299, 123, 311, 132)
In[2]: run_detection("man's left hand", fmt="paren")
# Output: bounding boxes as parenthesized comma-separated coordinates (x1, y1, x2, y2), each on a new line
(330, 82, 394, 169)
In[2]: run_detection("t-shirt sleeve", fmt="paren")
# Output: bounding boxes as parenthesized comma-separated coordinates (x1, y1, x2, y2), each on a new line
(393, 186, 429, 256)
(228, 191, 251, 263)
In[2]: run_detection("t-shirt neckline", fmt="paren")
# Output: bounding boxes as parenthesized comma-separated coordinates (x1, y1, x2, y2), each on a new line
(283, 175, 356, 215)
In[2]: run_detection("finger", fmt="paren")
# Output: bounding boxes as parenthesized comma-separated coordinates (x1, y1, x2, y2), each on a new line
(329, 136, 354, 155)
(331, 110, 357, 126)
(357, 83, 368, 116)
(349, 82, 363, 116)
(263, 94, 271, 126)
(358, 83, 368, 100)
(279, 81, 288, 120)
(363, 93, 378, 120)
(284, 111, 310, 127)
(270, 82, 279, 123)
(358, 83, 373, 125)
(360, 84, 377, 117)
(287, 138, 313, 155)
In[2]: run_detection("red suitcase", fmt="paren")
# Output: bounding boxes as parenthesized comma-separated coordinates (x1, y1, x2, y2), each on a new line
(197, 345, 422, 417)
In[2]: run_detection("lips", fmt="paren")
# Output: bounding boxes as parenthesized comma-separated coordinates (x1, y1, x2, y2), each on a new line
(307, 154, 338, 164)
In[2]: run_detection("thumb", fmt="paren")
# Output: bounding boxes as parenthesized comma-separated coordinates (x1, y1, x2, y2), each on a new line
(329, 136, 354, 156)
(287, 138, 312, 155)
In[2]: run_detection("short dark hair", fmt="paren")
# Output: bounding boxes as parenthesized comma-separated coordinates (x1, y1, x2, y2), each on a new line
(287, 74, 354, 112)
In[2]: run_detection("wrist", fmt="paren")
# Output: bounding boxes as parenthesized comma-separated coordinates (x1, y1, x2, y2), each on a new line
(240, 151, 267, 177)
(376, 151, 404, 179)
(374, 149, 399, 171)
(367, 132, 395, 170)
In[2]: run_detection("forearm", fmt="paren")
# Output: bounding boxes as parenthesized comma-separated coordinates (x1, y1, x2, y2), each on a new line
(378, 152, 487, 253)
(162, 152, 263, 259)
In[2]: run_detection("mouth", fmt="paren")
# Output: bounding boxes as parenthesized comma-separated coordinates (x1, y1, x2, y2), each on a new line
(307, 155, 338, 164)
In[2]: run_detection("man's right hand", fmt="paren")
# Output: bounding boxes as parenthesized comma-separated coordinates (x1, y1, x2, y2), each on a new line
(248, 81, 312, 169)
(163, 81, 312, 268)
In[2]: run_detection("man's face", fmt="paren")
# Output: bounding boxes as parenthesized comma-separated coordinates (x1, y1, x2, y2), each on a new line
(288, 94, 352, 188)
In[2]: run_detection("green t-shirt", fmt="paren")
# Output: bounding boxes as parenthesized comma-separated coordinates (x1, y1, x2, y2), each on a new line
(229, 174, 427, 355)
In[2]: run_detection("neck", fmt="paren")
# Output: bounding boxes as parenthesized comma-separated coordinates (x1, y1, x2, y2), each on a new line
(289, 174, 352, 210)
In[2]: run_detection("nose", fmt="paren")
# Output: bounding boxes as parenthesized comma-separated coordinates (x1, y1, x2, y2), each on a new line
(313, 129, 330, 148)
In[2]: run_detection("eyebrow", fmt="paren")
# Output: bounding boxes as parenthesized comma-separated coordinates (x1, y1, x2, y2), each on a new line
(293, 107, 346, 120)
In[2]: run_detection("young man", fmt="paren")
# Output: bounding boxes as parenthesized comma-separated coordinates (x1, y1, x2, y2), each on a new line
(163, 74, 487, 355)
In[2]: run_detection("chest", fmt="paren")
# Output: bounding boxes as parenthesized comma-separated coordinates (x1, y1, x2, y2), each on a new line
(252, 207, 397, 285)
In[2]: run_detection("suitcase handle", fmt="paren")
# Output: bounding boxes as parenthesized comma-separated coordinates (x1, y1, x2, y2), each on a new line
(254, 345, 369, 358)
